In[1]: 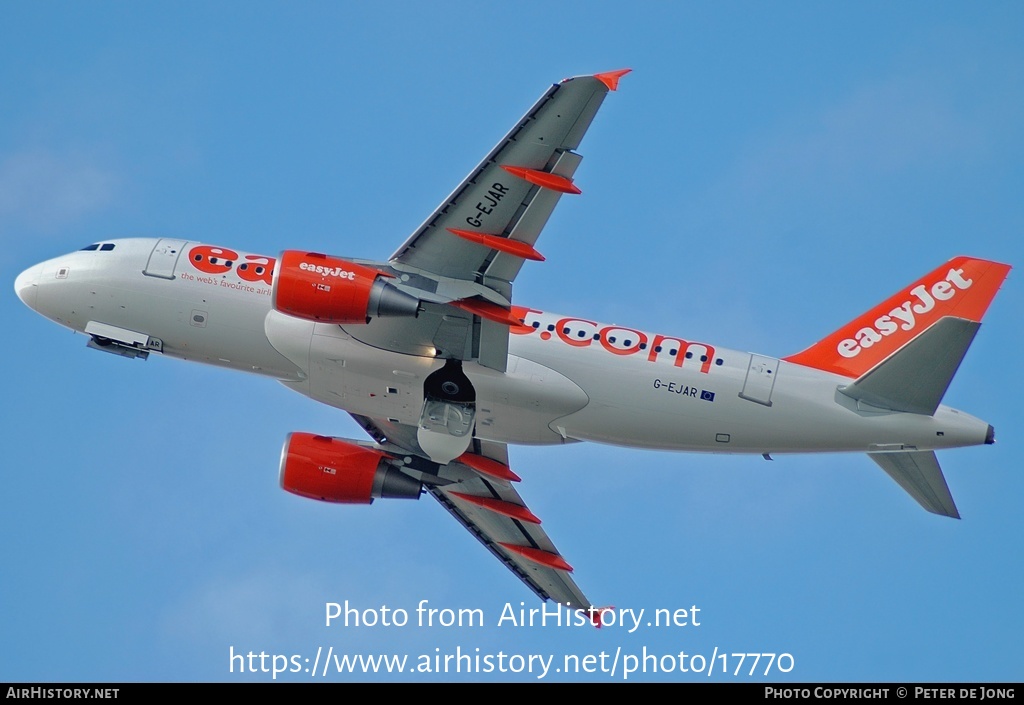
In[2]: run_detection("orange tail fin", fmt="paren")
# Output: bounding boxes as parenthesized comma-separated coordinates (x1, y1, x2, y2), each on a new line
(784, 257, 1011, 379)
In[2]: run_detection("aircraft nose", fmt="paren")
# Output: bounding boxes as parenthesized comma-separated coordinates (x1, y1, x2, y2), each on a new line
(14, 263, 41, 309)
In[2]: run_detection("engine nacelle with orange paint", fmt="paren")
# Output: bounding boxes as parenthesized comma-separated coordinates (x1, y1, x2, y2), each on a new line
(272, 250, 420, 324)
(279, 432, 422, 504)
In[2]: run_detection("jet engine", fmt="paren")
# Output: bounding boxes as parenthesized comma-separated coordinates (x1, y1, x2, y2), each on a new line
(279, 432, 422, 504)
(272, 250, 420, 324)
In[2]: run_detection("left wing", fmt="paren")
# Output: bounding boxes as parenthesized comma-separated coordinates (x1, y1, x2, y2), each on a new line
(340, 72, 628, 613)
(352, 414, 597, 612)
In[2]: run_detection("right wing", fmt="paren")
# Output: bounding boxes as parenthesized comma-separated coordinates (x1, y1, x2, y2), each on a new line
(431, 439, 595, 611)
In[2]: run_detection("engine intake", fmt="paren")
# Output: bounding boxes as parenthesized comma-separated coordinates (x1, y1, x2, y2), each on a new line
(272, 250, 419, 324)
(279, 432, 422, 504)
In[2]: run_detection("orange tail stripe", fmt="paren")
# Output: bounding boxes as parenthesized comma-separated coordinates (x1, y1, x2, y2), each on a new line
(784, 257, 1011, 379)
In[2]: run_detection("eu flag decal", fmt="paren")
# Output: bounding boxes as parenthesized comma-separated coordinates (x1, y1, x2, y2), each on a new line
(700, 390, 716, 402)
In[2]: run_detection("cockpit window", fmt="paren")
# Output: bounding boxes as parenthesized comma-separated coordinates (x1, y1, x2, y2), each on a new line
(100, 243, 115, 251)
(79, 243, 116, 252)
(80, 244, 99, 251)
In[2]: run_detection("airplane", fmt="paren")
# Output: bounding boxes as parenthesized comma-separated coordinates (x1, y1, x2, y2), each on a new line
(13, 69, 1012, 617)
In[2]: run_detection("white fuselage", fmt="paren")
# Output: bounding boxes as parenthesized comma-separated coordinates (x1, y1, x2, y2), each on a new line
(15, 238, 991, 455)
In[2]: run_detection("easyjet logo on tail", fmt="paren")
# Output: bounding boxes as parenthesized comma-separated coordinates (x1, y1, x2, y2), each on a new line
(785, 257, 1011, 379)
(837, 267, 973, 358)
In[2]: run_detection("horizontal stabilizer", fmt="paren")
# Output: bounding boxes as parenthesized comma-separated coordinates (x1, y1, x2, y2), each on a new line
(869, 450, 959, 518)
(840, 317, 979, 415)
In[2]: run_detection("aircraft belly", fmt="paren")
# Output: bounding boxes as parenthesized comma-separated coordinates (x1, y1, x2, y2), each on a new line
(267, 314, 589, 444)
(264, 313, 990, 453)
(534, 349, 990, 453)
(471, 356, 589, 445)
(305, 322, 435, 421)
(544, 347, 754, 450)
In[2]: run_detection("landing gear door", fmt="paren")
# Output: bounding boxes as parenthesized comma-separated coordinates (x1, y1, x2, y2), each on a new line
(739, 354, 778, 407)
(143, 239, 189, 280)
(417, 360, 477, 465)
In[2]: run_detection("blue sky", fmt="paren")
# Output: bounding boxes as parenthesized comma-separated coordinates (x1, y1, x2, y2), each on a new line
(3, 1, 1022, 682)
